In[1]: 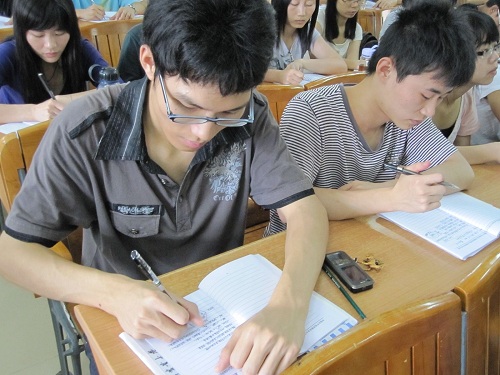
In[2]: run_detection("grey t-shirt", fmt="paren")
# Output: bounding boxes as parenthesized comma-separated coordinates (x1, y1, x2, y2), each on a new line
(6, 78, 313, 278)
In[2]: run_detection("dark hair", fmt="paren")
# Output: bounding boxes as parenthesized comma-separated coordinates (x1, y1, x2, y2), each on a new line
(143, 0, 276, 96)
(369, 1, 476, 88)
(324, 0, 358, 42)
(272, 0, 319, 57)
(12, 0, 84, 104)
(0, 0, 13, 17)
(458, 7, 499, 48)
(486, 0, 500, 8)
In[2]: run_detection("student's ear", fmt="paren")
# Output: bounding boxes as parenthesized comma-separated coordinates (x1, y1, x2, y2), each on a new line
(140, 45, 156, 80)
(375, 56, 395, 81)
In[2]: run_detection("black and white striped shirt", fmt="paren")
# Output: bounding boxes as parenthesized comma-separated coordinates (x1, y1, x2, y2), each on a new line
(267, 84, 456, 234)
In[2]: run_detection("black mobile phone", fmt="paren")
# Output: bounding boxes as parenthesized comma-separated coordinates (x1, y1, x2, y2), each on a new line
(324, 251, 374, 293)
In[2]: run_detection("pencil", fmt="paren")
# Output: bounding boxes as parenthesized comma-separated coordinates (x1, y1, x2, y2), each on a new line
(322, 264, 366, 320)
(383, 162, 459, 190)
(37, 73, 56, 100)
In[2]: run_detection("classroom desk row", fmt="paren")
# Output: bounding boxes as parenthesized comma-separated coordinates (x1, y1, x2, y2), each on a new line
(75, 164, 500, 375)
(0, 9, 383, 44)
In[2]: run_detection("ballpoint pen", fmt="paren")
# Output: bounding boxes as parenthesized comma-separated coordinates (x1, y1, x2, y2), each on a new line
(383, 162, 460, 190)
(322, 264, 366, 320)
(37, 72, 56, 100)
(130, 250, 178, 303)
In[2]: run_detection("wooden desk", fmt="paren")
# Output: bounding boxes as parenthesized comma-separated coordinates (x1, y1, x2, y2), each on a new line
(75, 165, 500, 374)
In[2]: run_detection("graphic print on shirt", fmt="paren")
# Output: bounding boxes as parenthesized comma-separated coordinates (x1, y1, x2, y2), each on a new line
(204, 142, 245, 202)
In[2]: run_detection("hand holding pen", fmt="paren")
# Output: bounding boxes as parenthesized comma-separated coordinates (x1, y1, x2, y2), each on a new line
(384, 162, 459, 190)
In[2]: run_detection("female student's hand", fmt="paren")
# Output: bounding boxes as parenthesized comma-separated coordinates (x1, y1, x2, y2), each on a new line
(31, 98, 65, 121)
(111, 6, 136, 20)
(375, 0, 398, 10)
(281, 64, 304, 85)
(75, 5, 105, 21)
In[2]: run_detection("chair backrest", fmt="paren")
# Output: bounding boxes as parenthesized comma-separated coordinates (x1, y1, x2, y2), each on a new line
(454, 251, 500, 375)
(285, 292, 462, 375)
(303, 72, 367, 90)
(80, 19, 142, 66)
(256, 84, 304, 123)
(0, 120, 51, 210)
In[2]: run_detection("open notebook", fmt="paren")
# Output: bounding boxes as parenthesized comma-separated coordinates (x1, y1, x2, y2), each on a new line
(379, 192, 500, 260)
(120, 254, 358, 375)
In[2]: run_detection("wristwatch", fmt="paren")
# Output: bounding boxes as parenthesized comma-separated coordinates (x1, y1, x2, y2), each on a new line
(127, 3, 137, 15)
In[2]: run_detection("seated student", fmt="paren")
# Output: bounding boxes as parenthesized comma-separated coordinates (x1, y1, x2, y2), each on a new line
(266, 0, 475, 232)
(474, 63, 500, 143)
(0, 0, 328, 374)
(433, 7, 500, 164)
(264, 0, 347, 85)
(72, 0, 148, 21)
(315, 0, 364, 70)
(0, 0, 109, 124)
(117, 23, 144, 82)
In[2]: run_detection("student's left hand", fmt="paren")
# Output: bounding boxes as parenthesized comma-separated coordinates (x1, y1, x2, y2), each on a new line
(111, 6, 136, 20)
(215, 303, 304, 374)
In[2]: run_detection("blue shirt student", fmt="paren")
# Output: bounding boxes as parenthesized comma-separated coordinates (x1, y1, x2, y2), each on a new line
(72, 0, 135, 11)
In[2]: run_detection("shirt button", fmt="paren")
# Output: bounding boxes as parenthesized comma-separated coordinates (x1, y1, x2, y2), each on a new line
(130, 228, 140, 235)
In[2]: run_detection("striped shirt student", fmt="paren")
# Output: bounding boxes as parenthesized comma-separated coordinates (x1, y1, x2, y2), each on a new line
(266, 84, 459, 234)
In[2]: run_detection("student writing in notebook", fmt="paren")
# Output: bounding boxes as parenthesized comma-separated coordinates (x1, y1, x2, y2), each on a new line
(433, 7, 500, 164)
(266, 0, 475, 233)
(264, 0, 347, 85)
(0, 0, 328, 374)
(72, 0, 148, 21)
(0, 0, 109, 124)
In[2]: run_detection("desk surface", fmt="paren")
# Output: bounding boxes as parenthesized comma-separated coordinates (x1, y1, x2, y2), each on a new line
(75, 164, 500, 375)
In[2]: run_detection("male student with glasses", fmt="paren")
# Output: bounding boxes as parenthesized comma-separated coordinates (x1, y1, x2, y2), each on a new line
(0, 0, 329, 374)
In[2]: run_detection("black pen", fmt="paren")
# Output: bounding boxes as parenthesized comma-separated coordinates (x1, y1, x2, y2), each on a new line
(37, 72, 56, 100)
(383, 162, 459, 190)
(322, 264, 366, 320)
(130, 250, 178, 303)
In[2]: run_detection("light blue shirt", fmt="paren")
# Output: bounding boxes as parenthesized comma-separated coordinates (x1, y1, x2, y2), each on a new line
(72, 0, 135, 11)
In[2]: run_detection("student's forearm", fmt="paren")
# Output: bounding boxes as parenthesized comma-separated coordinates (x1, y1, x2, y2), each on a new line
(275, 196, 328, 313)
(133, 0, 148, 14)
(263, 69, 283, 83)
(315, 186, 397, 220)
(302, 58, 347, 75)
(0, 232, 132, 310)
(457, 143, 500, 165)
(0, 103, 38, 124)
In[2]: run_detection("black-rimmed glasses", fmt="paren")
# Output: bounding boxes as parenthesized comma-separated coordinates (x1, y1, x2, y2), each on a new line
(477, 43, 500, 59)
(158, 75, 254, 127)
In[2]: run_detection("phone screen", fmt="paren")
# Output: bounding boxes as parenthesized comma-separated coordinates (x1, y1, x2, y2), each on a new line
(341, 264, 369, 283)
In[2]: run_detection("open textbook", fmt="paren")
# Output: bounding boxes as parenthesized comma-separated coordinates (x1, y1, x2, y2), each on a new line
(379, 192, 500, 260)
(120, 254, 358, 375)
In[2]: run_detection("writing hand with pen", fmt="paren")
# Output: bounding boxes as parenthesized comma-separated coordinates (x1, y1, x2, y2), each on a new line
(117, 251, 204, 342)
(341, 160, 459, 213)
(279, 60, 305, 85)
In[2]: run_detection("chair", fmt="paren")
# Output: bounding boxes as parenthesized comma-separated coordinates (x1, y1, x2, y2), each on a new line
(454, 251, 500, 375)
(303, 71, 367, 90)
(256, 84, 304, 123)
(80, 19, 142, 66)
(0, 121, 85, 375)
(284, 292, 462, 375)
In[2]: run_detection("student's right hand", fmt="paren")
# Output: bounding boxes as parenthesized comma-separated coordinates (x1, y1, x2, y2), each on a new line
(390, 161, 447, 213)
(31, 99, 64, 122)
(280, 67, 304, 86)
(76, 5, 105, 21)
(111, 279, 204, 342)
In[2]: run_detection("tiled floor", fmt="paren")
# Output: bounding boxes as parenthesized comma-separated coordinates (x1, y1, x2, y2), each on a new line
(0, 276, 90, 375)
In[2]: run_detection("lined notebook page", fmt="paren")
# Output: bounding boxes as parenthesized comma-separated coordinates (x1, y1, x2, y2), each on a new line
(122, 255, 357, 375)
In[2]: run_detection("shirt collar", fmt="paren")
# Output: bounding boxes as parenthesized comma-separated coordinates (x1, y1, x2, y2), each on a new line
(95, 77, 254, 164)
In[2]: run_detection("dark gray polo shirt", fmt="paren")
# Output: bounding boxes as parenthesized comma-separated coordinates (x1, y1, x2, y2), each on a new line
(5, 78, 313, 279)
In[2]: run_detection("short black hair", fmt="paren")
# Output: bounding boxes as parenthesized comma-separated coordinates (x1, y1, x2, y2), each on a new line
(371, 0, 476, 88)
(143, 0, 276, 96)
